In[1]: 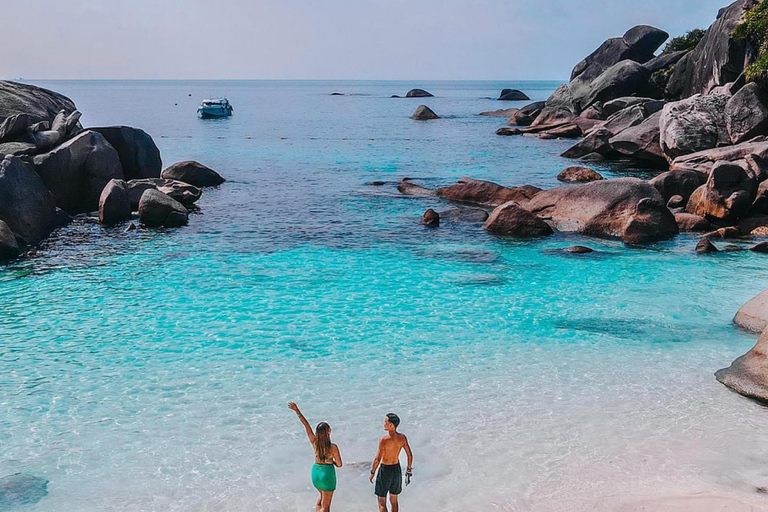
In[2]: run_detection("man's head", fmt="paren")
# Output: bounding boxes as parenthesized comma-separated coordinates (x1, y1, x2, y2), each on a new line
(384, 413, 400, 432)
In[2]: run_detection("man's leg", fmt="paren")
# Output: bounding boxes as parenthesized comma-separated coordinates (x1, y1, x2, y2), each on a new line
(377, 496, 388, 512)
(389, 493, 399, 512)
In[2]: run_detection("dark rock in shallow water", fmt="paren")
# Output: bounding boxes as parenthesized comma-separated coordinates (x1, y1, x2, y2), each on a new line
(436, 177, 541, 207)
(702, 226, 742, 239)
(686, 161, 757, 222)
(138, 189, 188, 228)
(124, 222, 137, 232)
(716, 328, 768, 403)
(750, 242, 768, 253)
(421, 208, 439, 227)
(99, 179, 131, 226)
(33, 130, 124, 214)
(54, 207, 72, 228)
(675, 213, 712, 232)
(723, 244, 745, 251)
(0, 473, 49, 509)
(0, 156, 56, 244)
(725, 83, 768, 145)
(496, 127, 522, 136)
(437, 208, 489, 223)
(0, 80, 77, 127)
(397, 181, 436, 197)
(562, 245, 594, 254)
(0, 220, 19, 260)
(126, 179, 202, 209)
(483, 202, 553, 238)
(556, 166, 603, 183)
(498, 89, 530, 101)
(161, 161, 224, 187)
(92, 126, 162, 180)
(660, 94, 729, 161)
(411, 105, 439, 120)
(330, 92, 344, 96)
(479, 107, 519, 117)
(696, 238, 719, 253)
(405, 89, 433, 98)
(666, 0, 760, 99)
(524, 178, 678, 244)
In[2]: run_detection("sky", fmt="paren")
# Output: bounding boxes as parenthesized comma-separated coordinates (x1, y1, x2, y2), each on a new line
(2, 0, 731, 80)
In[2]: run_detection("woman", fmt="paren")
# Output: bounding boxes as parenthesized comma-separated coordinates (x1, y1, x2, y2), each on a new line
(288, 402, 343, 512)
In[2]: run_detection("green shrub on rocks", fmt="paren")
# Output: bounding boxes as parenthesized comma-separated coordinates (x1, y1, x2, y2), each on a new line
(734, 0, 768, 85)
(663, 29, 706, 54)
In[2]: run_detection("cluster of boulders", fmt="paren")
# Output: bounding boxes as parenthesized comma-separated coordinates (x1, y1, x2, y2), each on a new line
(0, 81, 225, 262)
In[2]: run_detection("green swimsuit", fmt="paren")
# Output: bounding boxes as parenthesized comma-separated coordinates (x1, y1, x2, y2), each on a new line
(311, 463, 336, 491)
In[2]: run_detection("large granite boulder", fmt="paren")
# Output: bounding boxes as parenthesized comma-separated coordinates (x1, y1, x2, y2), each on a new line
(561, 128, 614, 159)
(725, 83, 768, 144)
(0, 156, 56, 244)
(649, 169, 707, 202)
(578, 61, 656, 111)
(734, 288, 768, 332)
(601, 104, 649, 135)
(161, 161, 225, 187)
(666, 0, 760, 99)
(0, 142, 37, 156)
(498, 89, 530, 101)
(0, 113, 30, 141)
(671, 139, 768, 174)
(609, 111, 666, 166)
(603, 97, 663, 116)
(544, 84, 580, 115)
(98, 179, 131, 226)
(643, 50, 689, 73)
(411, 105, 439, 120)
(524, 178, 678, 244)
(660, 94, 729, 161)
(716, 328, 768, 403)
(483, 202, 553, 237)
(33, 130, 124, 214)
(405, 89, 433, 98)
(623, 25, 670, 55)
(686, 160, 757, 221)
(675, 212, 713, 232)
(0, 220, 19, 260)
(138, 189, 188, 228)
(435, 177, 541, 207)
(31, 109, 81, 152)
(92, 126, 162, 180)
(126, 178, 202, 209)
(0, 80, 77, 128)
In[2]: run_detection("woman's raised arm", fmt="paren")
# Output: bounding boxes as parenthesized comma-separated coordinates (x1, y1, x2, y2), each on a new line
(288, 402, 315, 445)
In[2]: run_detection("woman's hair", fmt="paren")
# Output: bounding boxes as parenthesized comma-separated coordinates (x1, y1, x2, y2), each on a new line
(314, 422, 332, 461)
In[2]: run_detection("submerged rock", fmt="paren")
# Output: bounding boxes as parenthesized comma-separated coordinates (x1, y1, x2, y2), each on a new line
(99, 179, 131, 226)
(483, 202, 553, 238)
(436, 177, 541, 207)
(0, 474, 48, 509)
(556, 166, 604, 183)
(0, 220, 19, 260)
(438, 208, 489, 223)
(92, 126, 162, 180)
(562, 245, 595, 254)
(397, 181, 436, 197)
(161, 161, 225, 187)
(138, 189, 188, 228)
(411, 105, 439, 120)
(405, 89, 433, 98)
(421, 208, 439, 227)
(0, 156, 56, 244)
(716, 328, 768, 403)
(479, 108, 519, 117)
(696, 238, 719, 253)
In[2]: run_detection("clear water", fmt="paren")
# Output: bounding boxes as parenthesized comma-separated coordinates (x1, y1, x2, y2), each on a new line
(2, 80, 768, 512)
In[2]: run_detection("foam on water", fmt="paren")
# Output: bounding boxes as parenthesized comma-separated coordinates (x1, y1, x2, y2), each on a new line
(1, 80, 768, 511)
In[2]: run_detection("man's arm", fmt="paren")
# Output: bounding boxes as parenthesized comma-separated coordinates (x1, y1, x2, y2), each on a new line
(369, 438, 384, 483)
(403, 435, 413, 474)
(287, 402, 315, 445)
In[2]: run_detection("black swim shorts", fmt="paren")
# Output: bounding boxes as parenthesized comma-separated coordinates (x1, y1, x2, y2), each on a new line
(375, 463, 402, 497)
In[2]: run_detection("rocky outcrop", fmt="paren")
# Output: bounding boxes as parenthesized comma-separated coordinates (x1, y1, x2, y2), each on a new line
(161, 161, 225, 187)
(479, 108, 519, 117)
(660, 94, 730, 161)
(649, 169, 707, 202)
(421, 209, 439, 227)
(0, 220, 19, 260)
(666, 0, 760, 99)
(724, 83, 768, 144)
(561, 128, 614, 159)
(138, 189, 188, 228)
(671, 139, 768, 174)
(92, 126, 162, 180)
(436, 177, 541, 207)
(405, 89, 433, 98)
(696, 238, 720, 253)
(126, 178, 202, 209)
(686, 160, 757, 221)
(31, 109, 81, 151)
(556, 166, 604, 183)
(411, 105, 439, 120)
(33, 130, 124, 214)
(98, 179, 131, 226)
(498, 89, 530, 101)
(397, 181, 436, 197)
(609, 111, 666, 166)
(643, 50, 688, 73)
(576, 58, 658, 111)
(0, 81, 77, 128)
(0, 156, 56, 244)
(524, 178, 678, 244)
(603, 97, 662, 116)
(483, 202, 553, 237)
(716, 328, 768, 403)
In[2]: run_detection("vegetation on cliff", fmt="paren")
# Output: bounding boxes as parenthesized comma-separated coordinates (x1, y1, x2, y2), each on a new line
(734, 0, 768, 85)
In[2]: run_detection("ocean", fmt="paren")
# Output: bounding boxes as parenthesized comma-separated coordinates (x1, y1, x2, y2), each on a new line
(1, 80, 767, 511)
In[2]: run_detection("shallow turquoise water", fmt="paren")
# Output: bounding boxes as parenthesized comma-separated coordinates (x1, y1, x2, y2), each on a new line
(1, 80, 768, 511)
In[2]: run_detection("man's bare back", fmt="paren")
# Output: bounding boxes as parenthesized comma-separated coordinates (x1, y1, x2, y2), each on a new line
(378, 432, 408, 465)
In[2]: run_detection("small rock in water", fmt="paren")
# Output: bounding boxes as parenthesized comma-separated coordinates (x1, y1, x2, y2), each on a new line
(723, 244, 745, 252)
(562, 245, 594, 254)
(330, 92, 344, 96)
(0, 473, 49, 508)
(696, 238, 719, 253)
(124, 222, 137, 232)
(421, 209, 440, 227)
(556, 167, 604, 183)
(365, 181, 387, 186)
(411, 105, 439, 120)
(496, 127, 522, 136)
(405, 89, 433, 98)
(498, 89, 530, 101)
(750, 242, 768, 253)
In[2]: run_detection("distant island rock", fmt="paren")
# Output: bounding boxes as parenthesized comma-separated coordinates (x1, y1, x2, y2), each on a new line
(498, 89, 531, 101)
(411, 105, 440, 120)
(405, 89, 433, 98)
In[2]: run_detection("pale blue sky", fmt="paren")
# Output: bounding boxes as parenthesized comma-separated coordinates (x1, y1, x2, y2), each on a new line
(4, 0, 729, 80)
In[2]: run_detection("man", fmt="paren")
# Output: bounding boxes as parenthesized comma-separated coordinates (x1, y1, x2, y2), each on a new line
(369, 413, 413, 512)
